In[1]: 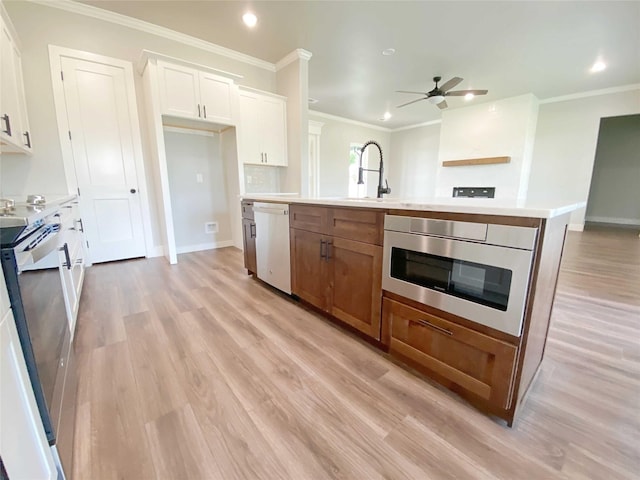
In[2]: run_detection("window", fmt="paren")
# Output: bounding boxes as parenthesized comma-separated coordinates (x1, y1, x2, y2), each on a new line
(348, 143, 368, 198)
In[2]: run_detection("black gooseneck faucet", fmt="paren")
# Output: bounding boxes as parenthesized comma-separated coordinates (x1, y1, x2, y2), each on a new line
(358, 140, 391, 198)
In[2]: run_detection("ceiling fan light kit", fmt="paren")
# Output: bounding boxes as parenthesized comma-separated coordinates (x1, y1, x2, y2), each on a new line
(396, 76, 488, 110)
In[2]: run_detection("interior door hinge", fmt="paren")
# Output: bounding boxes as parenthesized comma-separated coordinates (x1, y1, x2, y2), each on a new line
(68, 131, 72, 140)
(77, 187, 80, 196)
(86, 241, 89, 249)
(61, 71, 64, 81)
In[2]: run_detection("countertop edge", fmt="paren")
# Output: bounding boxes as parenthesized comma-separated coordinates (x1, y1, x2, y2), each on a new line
(241, 196, 586, 219)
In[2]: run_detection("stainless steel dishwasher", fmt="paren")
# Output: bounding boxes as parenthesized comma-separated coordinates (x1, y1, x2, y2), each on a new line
(253, 202, 291, 294)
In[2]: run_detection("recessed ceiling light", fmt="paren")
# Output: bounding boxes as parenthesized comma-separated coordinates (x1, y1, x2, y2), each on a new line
(382, 48, 396, 56)
(379, 111, 392, 121)
(464, 93, 475, 101)
(242, 12, 257, 28)
(590, 60, 606, 73)
(308, 98, 319, 104)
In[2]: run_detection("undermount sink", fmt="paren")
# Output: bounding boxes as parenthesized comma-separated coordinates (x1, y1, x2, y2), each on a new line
(325, 197, 401, 203)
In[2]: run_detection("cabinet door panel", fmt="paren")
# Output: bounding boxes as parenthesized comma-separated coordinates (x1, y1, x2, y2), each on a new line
(239, 92, 263, 165)
(199, 71, 233, 124)
(261, 96, 287, 166)
(290, 229, 329, 311)
(157, 62, 200, 119)
(1, 310, 57, 479)
(385, 298, 517, 409)
(0, 21, 23, 151)
(330, 237, 382, 339)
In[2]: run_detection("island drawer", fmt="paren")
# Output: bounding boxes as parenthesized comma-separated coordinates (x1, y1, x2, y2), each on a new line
(289, 205, 329, 234)
(290, 205, 383, 245)
(330, 208, 384, 245)
(383, 298, 518, 409)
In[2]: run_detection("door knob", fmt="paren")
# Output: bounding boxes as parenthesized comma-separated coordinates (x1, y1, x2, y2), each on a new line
(130, 188, 137, 194)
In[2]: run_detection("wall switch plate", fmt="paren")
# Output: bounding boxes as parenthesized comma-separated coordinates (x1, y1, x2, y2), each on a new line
(205, 222, 218, 234)
(247, 175, 253, 184)
(196, 173, 204, 183)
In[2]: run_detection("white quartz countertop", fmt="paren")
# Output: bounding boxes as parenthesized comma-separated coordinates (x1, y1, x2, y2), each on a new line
(0, 194, 77, 227)
(243, 195, 585, 219)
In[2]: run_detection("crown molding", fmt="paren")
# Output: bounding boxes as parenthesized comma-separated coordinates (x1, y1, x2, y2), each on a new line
(276, 49, 313, 71)
(309, 110, 392, 132)
(29, 0, 276, 72)
(391, 119, 442, 132)
(540, 83, 640, 104)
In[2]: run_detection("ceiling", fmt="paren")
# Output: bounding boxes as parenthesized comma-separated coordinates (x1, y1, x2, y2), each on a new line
(79, 1, 640, 129)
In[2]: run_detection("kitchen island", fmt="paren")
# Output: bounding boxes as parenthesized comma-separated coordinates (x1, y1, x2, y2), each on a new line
(240, 195, 585, 426)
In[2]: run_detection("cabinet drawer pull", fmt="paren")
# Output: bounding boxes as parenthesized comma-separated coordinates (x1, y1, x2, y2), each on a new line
(2, 114, 11, 137)
(203, 105, 207, 118)
(197, 104, 201, 117)
(325, 241, 332, 262)
(59, 243, 72, 270)
(250, 223, 256, 238)
(414, 319, 453, 336)
(24, 131, 31, 148)
(320, 239, 326, 259)
(264, 152, 268, 163)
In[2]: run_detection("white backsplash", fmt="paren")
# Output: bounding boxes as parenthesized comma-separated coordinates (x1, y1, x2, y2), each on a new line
(244, 165, 281, 193)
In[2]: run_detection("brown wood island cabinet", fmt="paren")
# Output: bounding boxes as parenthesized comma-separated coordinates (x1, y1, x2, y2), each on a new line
(241, 201, 257, 274)
(243, 199, 574, 427)
(290, 205, 384, 340)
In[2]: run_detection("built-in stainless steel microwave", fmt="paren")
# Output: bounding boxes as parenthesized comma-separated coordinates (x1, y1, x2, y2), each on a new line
(382, 216, 538, 336)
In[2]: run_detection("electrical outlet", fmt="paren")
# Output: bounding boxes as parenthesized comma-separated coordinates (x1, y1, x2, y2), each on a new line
(247, 175, 252, 184)
(196, 173, 204, 183)
(205, 222, 218, 234)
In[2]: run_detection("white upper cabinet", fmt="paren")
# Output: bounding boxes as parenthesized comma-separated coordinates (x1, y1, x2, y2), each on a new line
(0, 9, 32, 154)
(157, 60, 235, 124)
(239, 89, 287, 166)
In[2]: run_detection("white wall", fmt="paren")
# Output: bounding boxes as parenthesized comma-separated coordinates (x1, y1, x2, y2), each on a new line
(309, 112, 391, 198)
(388, 123, 441, 199)
(585, 114, 640, 225)
(436, 94, 539, 200)
(528, 88, 640, 227)
(163, 129, 232, 252)
(0, 1, 275, 250)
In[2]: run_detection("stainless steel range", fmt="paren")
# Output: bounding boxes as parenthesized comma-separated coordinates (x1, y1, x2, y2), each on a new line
(382, 215, 538, 336)
(0, 196, 77, 477)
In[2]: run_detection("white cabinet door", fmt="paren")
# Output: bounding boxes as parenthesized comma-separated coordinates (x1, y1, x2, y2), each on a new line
(0, 309, 57, 480)
(239, 90, 287, 166)
(239, 91, 263, 165)
(199, 71, 234, 124)
(60, 56, 147, 263)
(0, 18, 24, 152)
(157, 61, 200, 119)
(262, 96, 287, 166)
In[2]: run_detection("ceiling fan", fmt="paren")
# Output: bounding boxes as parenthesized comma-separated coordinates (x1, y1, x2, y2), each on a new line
(396, 76, 488, 110)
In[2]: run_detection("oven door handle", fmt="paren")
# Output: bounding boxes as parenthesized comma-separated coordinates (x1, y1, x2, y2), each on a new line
(59, 243, 72, 270)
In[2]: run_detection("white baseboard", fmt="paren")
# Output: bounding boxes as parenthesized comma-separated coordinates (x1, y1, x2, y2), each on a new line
(568, 223, 584, 232)
(585, 216, 640, 226)
(147, 245, 165, 258)
(176, 240, 234, 254)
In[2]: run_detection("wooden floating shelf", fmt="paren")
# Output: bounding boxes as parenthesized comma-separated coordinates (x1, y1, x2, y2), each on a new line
(443, 156, 511, 167)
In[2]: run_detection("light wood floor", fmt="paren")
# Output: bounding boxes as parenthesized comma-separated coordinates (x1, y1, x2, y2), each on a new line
(72, 226, 640, 480)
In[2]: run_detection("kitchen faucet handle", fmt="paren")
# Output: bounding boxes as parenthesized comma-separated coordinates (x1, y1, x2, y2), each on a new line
(383, 179, 391, 195)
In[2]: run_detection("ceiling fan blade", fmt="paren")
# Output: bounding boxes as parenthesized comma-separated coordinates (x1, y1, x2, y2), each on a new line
(396, 90, 429, 95)
(438, 77, 463, 92)
(397, 97, 428, 108)
(446, 89, 489, 96)
(437, 99, 448, 110)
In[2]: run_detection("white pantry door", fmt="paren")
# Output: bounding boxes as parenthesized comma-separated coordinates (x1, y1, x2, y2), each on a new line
(60, 57, 146, 263)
